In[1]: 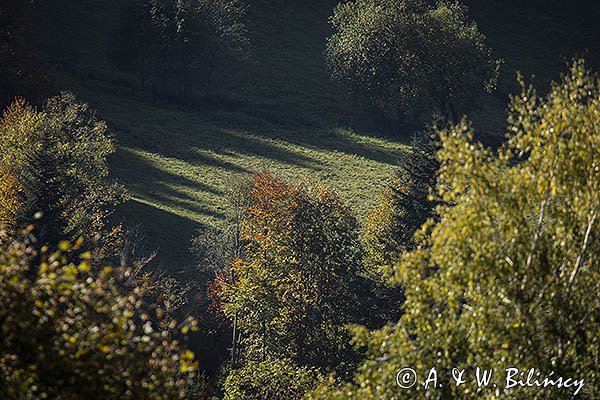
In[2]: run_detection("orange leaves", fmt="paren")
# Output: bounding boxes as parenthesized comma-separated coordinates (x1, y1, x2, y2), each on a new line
(215, 170, 364, 369)
(1, 96, 33, 124)
(244, 170, 296, 243)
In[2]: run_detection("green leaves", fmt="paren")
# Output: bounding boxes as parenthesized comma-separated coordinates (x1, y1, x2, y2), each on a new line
(0, 231, 197, 400)
(223, 359, 325, 400)
(217, 171, 369, 385)
(326, 0, 499, 123)
(310, 60, 599, 399)
(0, 93, 126, 243)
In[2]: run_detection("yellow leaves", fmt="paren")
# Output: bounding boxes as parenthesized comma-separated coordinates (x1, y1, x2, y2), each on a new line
(101, 266, 113, 276)
(182, 324, 199, 334)
(0, 169, 23, 226)
(64, 265, 78, 280)
(39, 262, 49, 274)
(75, 349, 87, 359)
(550, 178, 558, 197)
(78, 262, 90, 273)
(98, 344, 111, 354)
(181, 349, 194, 360)
(1, 235, 196, 398)
(58, 241, 71, 251)
(73, 237, 84, 249)
(179, 349, 198, 373)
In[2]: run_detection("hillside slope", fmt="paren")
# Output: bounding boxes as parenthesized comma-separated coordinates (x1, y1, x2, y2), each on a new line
(28, 0, 599, 269)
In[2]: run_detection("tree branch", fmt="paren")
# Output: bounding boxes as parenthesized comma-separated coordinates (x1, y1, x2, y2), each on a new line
(567, 210, 596, 292)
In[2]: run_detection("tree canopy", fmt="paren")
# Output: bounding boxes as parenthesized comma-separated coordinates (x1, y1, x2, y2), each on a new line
(0, 230, 198, 400)
(310, 60, 599, 399)
(326, 0, 499, 122)
(0, 93, 125, 244)
(215, 171, 372, 383)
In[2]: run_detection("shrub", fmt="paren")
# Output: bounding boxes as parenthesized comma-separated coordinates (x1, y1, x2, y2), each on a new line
(0, 229, 198, 400)
(223, 359, 324, 400)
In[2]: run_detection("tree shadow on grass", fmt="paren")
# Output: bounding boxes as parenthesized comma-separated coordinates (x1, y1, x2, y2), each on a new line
(114, 199, 203, 272)
(112, 147, 226, 221)
(264, 127, 408, 166)
(110, 108, 323, 171)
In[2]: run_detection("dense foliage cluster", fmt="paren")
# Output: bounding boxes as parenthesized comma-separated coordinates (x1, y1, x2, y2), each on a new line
(0, 230, 198, 400)
(326, 0, 499, 122)
(0, 93, 125, 244)
(0, 169, 22, 228)
(214, 172, 373, 392)
(115, 0, 250, 100)
(223, 358, 324, 400)
(364, 132, 438, 273)
(309, 60, 599, 399)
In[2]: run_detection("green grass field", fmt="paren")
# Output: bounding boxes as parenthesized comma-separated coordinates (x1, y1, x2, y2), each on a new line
(28, 0, 599, 269)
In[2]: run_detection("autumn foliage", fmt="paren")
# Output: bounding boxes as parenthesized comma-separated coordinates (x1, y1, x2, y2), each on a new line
(215, 171, 371, 390)
(310, 59, 600, 400)
(0, 229, 198, 400)
(0, 94, 125, 244)
(0, 169, 23, 229)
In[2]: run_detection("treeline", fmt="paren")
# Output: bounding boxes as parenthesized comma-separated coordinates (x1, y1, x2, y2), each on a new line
(199, 60, 599, 399)
(1, 0, 599, 399)
(112, 0, 251, 102)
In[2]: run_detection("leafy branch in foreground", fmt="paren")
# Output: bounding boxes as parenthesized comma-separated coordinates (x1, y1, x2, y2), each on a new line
(0, 229, 198, 400)
(310, 59, 599, 399)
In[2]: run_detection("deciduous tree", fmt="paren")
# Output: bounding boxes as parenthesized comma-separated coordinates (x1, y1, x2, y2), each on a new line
(326, 0, 499, 123)
(310, 60, 599, 399)
(0, 229, 198, 400)
(0, 93, 126, 244)
(216, 172, 371, 380)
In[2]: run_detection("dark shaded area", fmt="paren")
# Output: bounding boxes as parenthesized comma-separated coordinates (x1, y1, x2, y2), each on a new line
(113, 199, 201, 270)
(0, 0, 48, 108)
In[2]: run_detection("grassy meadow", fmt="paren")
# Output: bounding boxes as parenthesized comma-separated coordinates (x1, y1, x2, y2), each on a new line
(27, 0, 599, 269)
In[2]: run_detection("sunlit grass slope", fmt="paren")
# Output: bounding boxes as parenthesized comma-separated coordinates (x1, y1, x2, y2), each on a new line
(29, 0, 599, 269)
(103, 95, 407, 269)
(30, 0, 409, 268)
